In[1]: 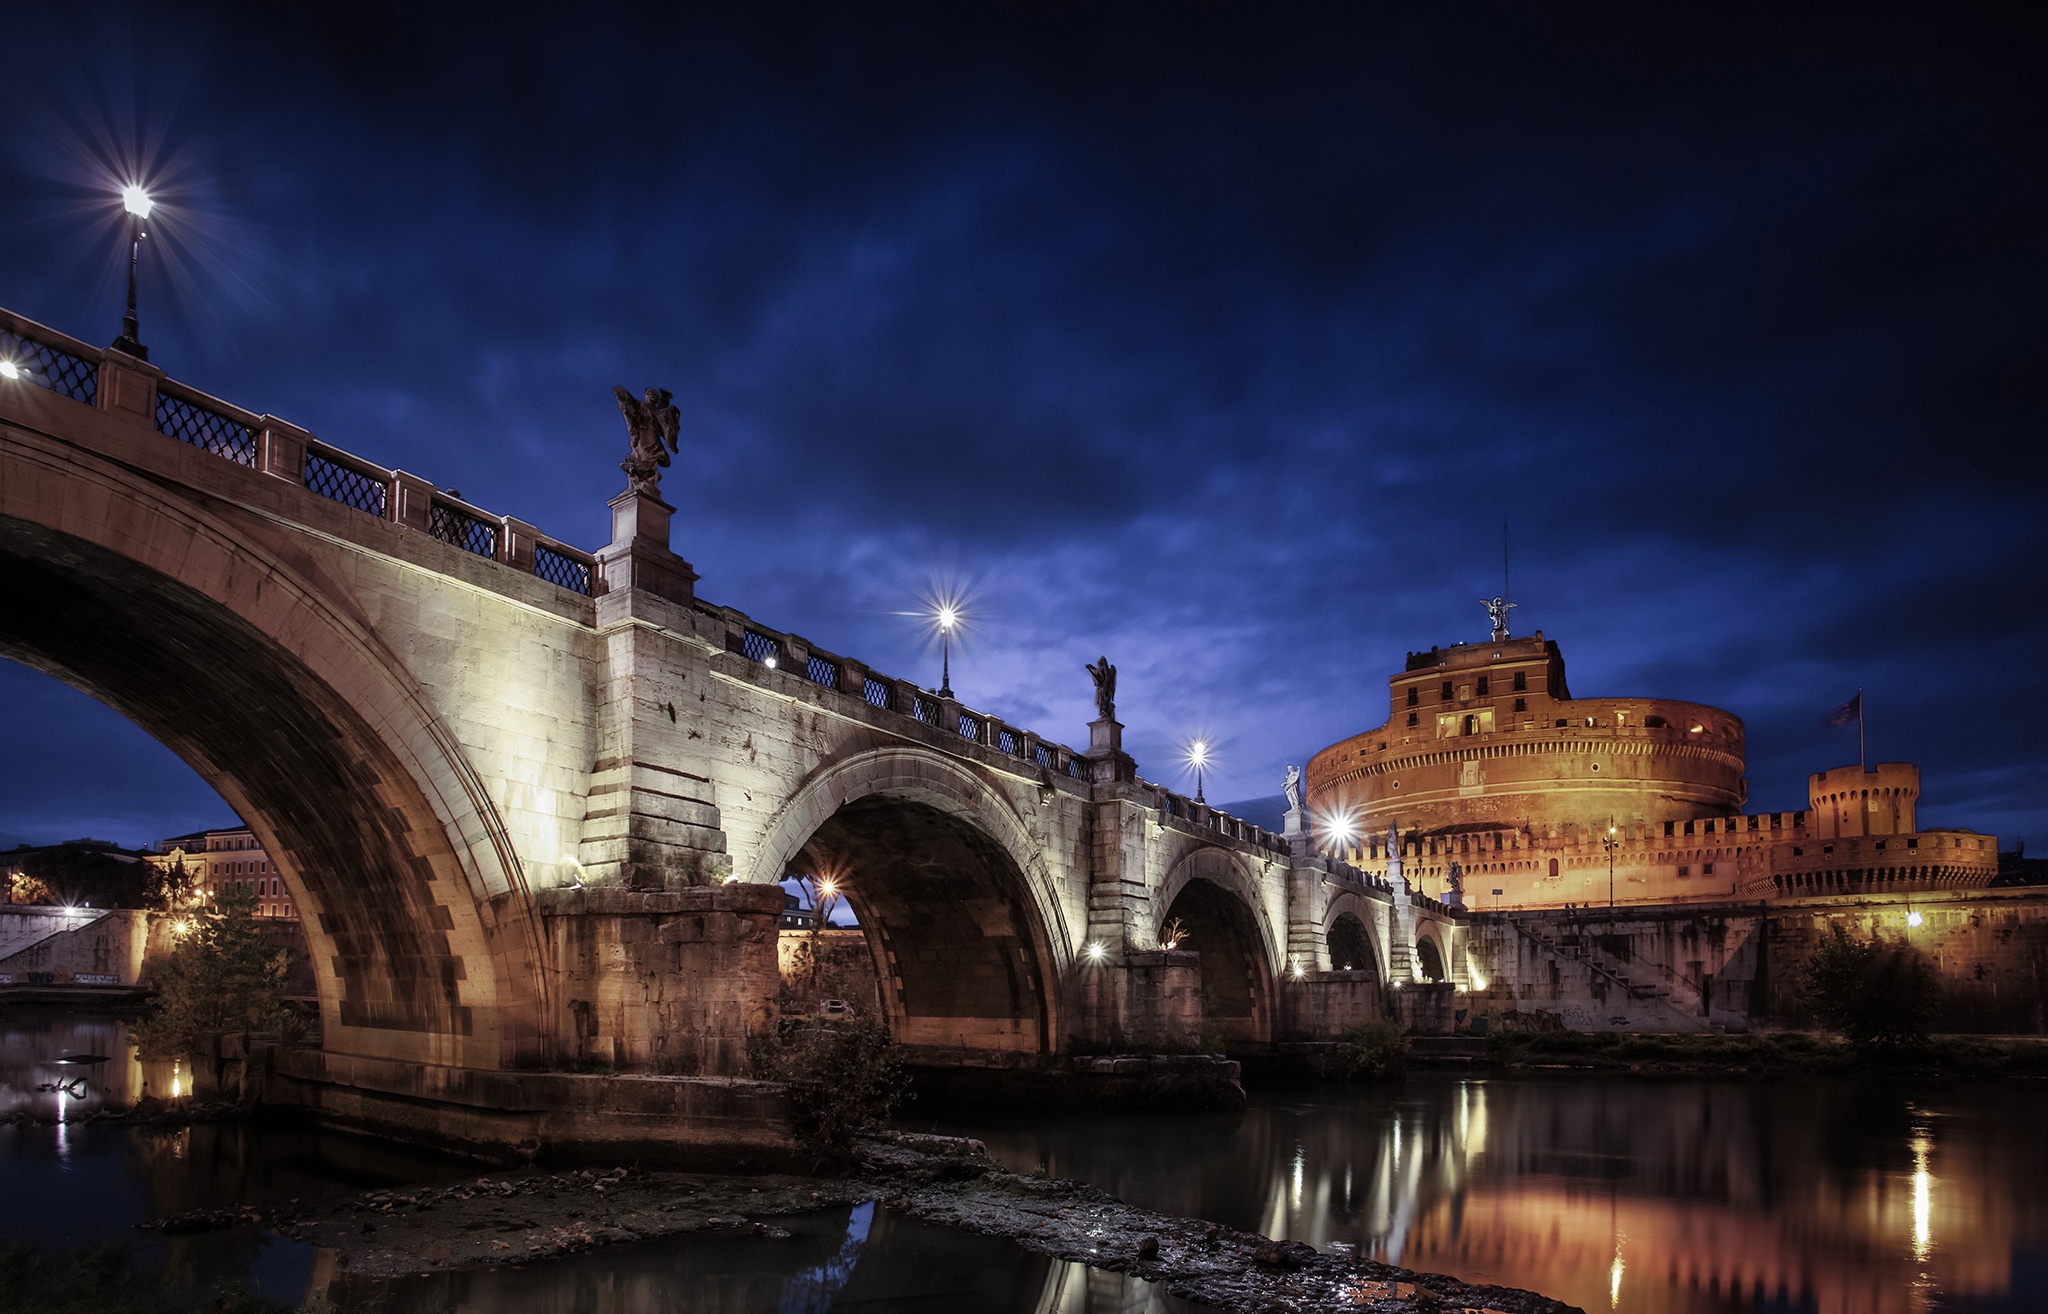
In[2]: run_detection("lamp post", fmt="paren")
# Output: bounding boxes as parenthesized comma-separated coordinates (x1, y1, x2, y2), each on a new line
(1604, 821, 1618, 909)
(1188, 739, 1209, 804)
(111, 185, 153, 360)
(935, 605, 956, 697)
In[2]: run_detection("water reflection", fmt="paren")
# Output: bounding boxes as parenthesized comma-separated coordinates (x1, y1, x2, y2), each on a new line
(928, 1076, 2048, 1313)
(322, 1203, 1199, 1313)
(0, 1009, 1195, 1313)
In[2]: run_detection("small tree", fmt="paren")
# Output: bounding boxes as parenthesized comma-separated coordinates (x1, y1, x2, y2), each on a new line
(134, 884, 290, 1060)
(754, 1017, 905, 1156)
(1799, 925, 1939, 1049)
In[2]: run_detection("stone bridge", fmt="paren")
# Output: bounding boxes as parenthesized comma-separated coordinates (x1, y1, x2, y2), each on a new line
(0, 307, 1467, 1145)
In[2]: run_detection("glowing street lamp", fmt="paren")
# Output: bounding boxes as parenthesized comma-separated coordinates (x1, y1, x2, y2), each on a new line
(1186, 739, 1210, 804)
(112, 184, 154, 360)
(934, 605, 957, 697)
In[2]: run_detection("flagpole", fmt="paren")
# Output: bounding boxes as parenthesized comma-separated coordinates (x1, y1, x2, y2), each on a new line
(1859, 687, 1866, 771)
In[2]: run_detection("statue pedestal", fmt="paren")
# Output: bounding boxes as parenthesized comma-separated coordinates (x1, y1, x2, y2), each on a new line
(1083, 716, 1134, 784)
(597, 489, 697, 604)
(1282, 806, 1306, 838)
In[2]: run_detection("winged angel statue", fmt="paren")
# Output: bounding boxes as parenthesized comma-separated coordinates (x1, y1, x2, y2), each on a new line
(614, 385, 682, 497)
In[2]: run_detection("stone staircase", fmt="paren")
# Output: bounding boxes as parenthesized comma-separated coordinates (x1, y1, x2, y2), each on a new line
(1504, 917, 1710, 1032)
(0, 909, 109, 968)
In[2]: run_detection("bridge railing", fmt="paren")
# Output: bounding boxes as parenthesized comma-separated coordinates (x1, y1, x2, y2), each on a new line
(1140, 779, 1289, 856)
(0, 307, 600, 599)
(695, 600, 1096, 783)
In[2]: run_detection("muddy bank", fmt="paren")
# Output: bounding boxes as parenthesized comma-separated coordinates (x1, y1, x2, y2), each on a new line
(148, 1133, 1577, 1314)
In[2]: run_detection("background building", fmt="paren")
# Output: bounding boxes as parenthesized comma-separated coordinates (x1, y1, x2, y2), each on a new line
(1305, 629, 1996, 909)
(153, 826, 298, 920)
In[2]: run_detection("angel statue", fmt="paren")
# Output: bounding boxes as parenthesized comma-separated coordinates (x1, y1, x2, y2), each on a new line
(1482, 595, 1517, 642)
(1283, 764, 1302, 814)
(1086, 656, 1117, 721)
(613, 385, 682, 497)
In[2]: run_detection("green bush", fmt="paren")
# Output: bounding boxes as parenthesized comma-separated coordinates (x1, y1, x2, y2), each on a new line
(133, 884, 290, 1061)
(1337, 1019, 1410, 1078)
(752, 1017, 906, 1156)
(1799, 926, 1939, 1050)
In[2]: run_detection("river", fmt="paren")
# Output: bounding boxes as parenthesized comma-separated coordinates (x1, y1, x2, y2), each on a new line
(4, 1008, 2043, 1312)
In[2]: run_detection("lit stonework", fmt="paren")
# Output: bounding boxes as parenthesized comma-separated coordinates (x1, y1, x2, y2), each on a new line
(1305, 633, 1996, 909)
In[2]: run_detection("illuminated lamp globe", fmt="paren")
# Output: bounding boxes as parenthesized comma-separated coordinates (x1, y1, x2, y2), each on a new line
(121, 185, 153, 219)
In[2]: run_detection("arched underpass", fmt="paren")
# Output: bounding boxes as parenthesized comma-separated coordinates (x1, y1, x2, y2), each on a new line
(1158, 877, 1272, 1053)
(795, 794, 1056, 1064)
(1327, 911, 1373, 973)
(0, 514, 542, 1070)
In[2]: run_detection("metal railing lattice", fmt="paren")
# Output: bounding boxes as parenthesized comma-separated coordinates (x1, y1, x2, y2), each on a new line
(428, 502, 497, 558)
(533, 544, 592, 595)
(0, 330, 96, 405)
(304, 452, 388, 517)
(155, 390, 256, 467)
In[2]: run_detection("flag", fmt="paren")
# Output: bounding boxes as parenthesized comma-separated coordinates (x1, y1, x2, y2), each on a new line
(1824, 693, 1862, 728)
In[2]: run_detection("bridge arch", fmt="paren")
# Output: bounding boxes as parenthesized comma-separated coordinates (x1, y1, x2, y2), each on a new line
(748, 746, 1073, 1061)
(1320, 891, 1384, 978)
(1156, 845, 1281, 1050)
(0, 429, 546, 1070)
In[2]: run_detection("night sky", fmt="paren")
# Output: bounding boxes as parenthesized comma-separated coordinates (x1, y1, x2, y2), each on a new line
(0, 4, 2041, 852)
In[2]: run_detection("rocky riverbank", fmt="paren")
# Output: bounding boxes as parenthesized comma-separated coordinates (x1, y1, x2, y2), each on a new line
(147, 1133, 1577, 1314)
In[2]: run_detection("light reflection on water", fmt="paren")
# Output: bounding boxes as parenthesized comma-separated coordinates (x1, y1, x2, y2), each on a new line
(0, 1010, 1195, 1313)
(922, 1075, 2048, 1314)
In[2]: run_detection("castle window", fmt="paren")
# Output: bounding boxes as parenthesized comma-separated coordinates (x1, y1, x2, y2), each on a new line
(1548, 859, 1559, 878)
(1645, 715, 1667, 728)
(1441, 680, 1454, 701)
(1665, 821, 1676, 836)
(1477, 676, 1490, 696)
(1407, 687, 1419, 707)
(1406, 712, 1418, 727)
(1463, 714, 1477, 735)
(1513, 671, 1527, 692)
(1702, 862, 1714, 874)
(1792, 847, 1802, 856)
(1684, 821, 1695, 835)
(1514, 698, 1526, 712)
(1556, 718, 1568, 727)
(1678, 866, 1690, 877)
(1907, 838, 1919, 850)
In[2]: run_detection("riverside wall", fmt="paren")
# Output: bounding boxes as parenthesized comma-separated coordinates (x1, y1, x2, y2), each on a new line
(1464, 888, 2048, 1034)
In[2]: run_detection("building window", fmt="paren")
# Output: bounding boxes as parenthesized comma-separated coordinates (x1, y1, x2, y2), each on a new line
(1406, 712, 1418, 727)
(1440, 680, 1454, 701)
(1684, 821, 1695, 835)
(1548, 858, 1559, 878)
(1555, 718, 1568, 727)
(1513, 671, 1527, 692)
(1665, 821, 1676, 836)
(1513, 697, 1526, 712)
(1477, 676, 1490, 696)
(1463, 714, 1477, 735)
(1407, 687, 1419, 707)
(1678, 866, 1691, 877)
(1702, 862, 1714, 875)
(1907, 838, 1919, 850)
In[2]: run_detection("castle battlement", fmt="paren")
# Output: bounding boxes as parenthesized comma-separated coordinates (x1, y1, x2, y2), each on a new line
(1305, 630, 1996, 910)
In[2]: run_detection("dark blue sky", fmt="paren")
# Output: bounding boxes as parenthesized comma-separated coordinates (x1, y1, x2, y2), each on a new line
(0, 3, 2042, 851)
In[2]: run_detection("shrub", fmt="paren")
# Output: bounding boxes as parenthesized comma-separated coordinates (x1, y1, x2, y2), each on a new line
(1337, 1019, 1410, 1078)
(0, 1241, 285, 1313)
(1799, 926, 1939, 1050)
(133, 884, 290, 1060)
(752, 1017, 906, 1156)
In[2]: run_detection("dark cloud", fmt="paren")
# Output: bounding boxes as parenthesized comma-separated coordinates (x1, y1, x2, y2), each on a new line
(0, 0, 2041, 848)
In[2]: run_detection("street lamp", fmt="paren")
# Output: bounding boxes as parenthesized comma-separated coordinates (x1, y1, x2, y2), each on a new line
(1187, 739, 1210, 804)
(1604, 821, 1618, 909)
(112, 184, 153, 360)
(934, 605, 956, 697)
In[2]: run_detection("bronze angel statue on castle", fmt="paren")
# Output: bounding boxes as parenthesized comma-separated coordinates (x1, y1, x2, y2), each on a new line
(614, 385, 682, 497)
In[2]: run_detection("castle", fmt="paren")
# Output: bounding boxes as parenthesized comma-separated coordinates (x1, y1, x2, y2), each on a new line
(1303, 621, 1997, 911)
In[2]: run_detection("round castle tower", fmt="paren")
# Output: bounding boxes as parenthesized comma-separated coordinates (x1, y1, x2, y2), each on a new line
(1304, 632, 1747, 842)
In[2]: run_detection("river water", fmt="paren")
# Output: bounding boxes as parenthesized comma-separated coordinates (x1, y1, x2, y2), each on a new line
(5, 1009, 2045, 1313)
